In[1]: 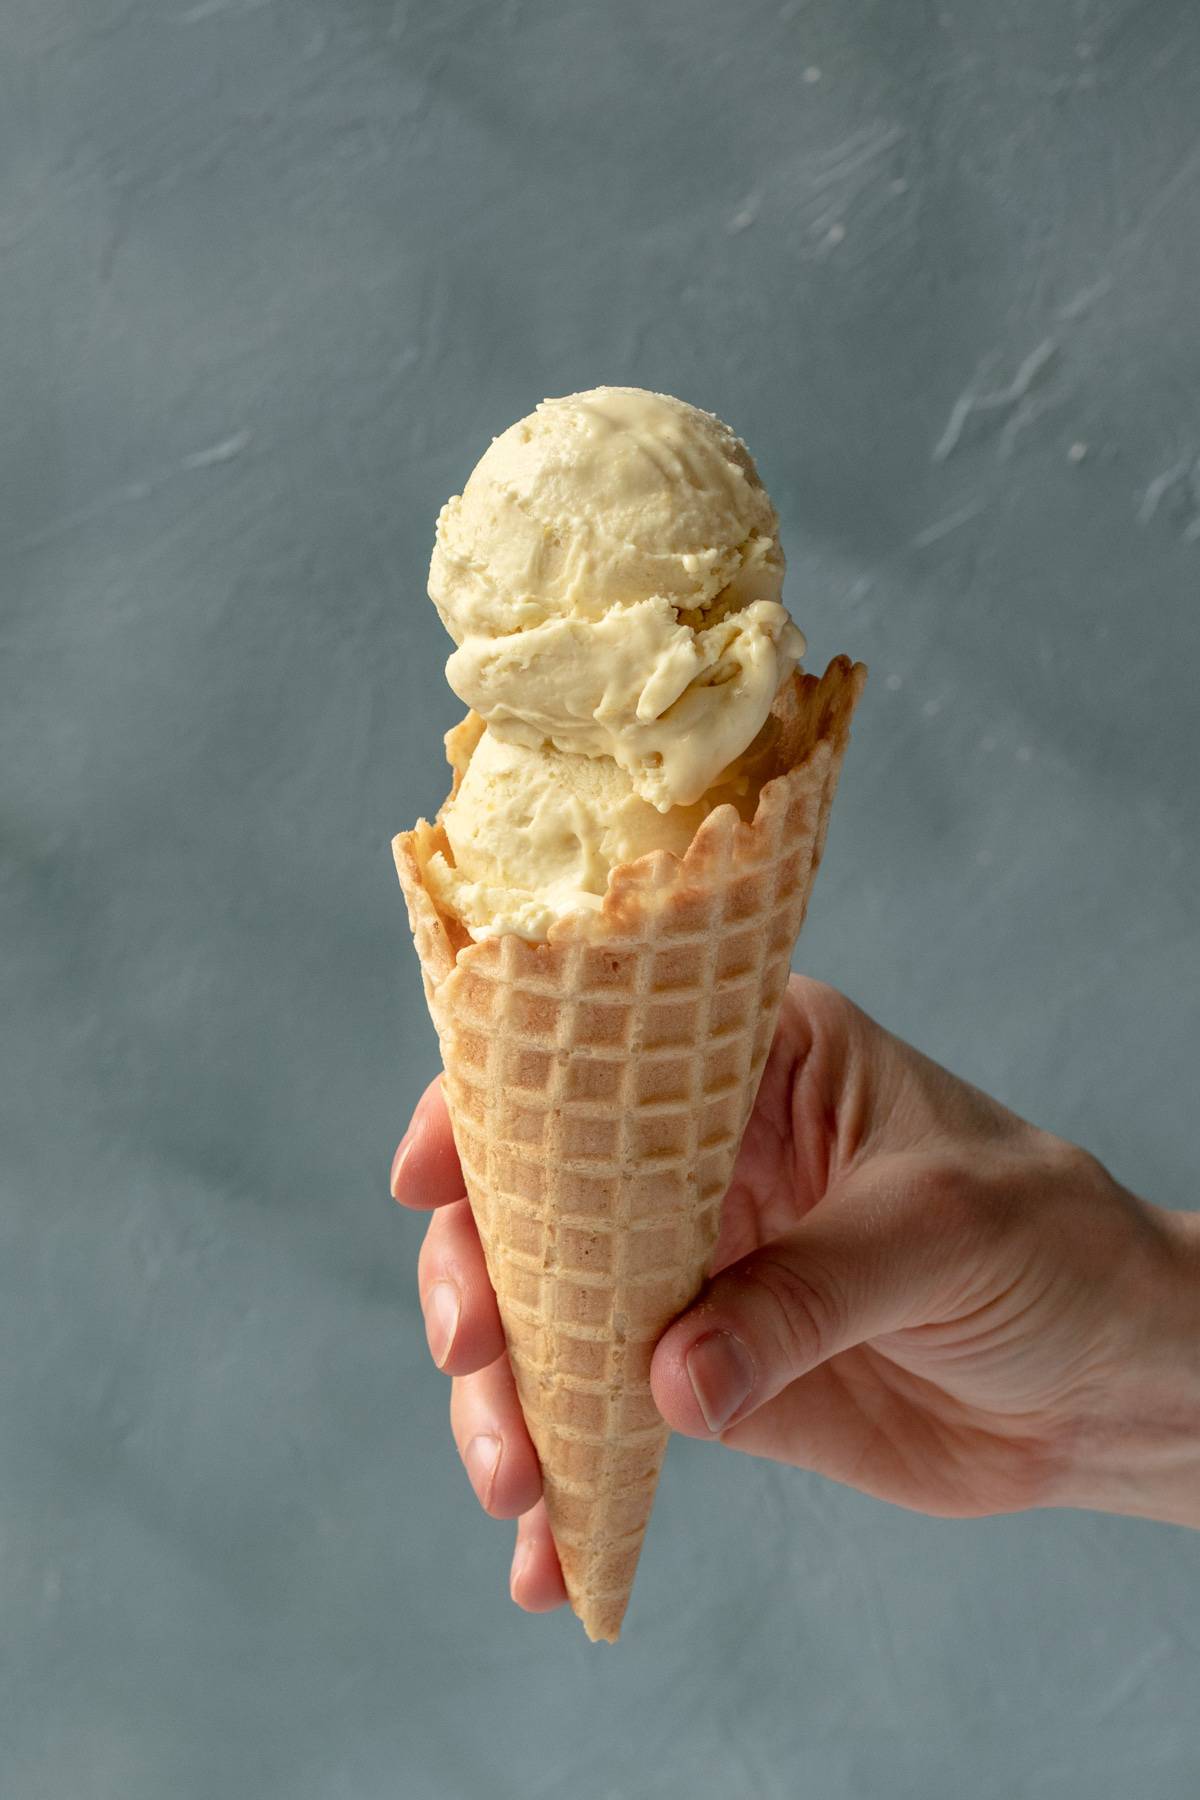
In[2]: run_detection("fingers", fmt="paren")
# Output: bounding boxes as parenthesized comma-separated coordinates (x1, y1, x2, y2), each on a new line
(777, 975, 1024, 1177)
(391, 1076, 462, 1210)
(652, 1155, 998, 1439)
(440, 1313, 566, 1612)
(417, 1198, 506, 1376)
(449, 1353, 543, 1520)
(510, 1501, 568, 1613)
(400, 1078, 563, 1607)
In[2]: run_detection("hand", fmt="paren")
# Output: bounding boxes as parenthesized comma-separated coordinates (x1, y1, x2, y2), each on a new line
(392, 978, 1200, 1616)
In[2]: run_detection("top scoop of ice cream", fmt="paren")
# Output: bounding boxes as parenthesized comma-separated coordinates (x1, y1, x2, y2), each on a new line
(430, 387, 785, 634)
(429, 387, 804, 810)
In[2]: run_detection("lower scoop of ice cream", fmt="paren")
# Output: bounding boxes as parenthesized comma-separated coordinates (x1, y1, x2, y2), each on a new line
(426, 727, 730, 942)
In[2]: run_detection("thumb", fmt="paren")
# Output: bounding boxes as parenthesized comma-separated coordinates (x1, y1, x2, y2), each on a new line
(651, 1157, 991, 1438)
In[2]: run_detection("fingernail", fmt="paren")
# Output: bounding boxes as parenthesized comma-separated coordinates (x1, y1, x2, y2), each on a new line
(389, 1135, 413, 1198)
(685, 1331, 755, 1432)
(423, 1281, 460, 1369)
(464, 1434, 502, 1510)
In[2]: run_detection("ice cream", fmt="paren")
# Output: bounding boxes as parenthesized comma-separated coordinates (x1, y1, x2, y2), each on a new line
(430, 387, 805, 811)
(425, 733, 716, 941)
(425, 386, 808, 941)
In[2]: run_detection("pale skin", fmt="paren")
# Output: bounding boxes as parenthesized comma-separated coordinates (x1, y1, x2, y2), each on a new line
(392, 978, 1200, 1615)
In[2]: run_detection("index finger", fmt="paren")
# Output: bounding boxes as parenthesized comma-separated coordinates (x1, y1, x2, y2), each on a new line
(391, 1074, 465, 1210)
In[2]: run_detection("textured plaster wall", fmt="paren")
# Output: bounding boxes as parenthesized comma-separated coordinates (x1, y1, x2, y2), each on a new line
(2, 2, 1199, 1796)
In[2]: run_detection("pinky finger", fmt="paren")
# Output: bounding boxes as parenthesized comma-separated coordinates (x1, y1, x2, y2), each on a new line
(509, 1500, 568, 1614)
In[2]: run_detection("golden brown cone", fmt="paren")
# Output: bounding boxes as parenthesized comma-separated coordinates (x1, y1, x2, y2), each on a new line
(393, 656, 865, 1640)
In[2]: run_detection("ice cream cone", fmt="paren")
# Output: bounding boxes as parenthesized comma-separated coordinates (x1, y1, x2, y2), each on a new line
(395, 655, 865, 1640)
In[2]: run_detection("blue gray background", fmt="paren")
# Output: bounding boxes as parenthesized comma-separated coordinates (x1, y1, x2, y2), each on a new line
(3, 1, 1199, 1795)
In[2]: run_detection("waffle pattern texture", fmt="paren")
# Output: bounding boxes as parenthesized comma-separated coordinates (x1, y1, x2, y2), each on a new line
(394, 656, 865, 1640)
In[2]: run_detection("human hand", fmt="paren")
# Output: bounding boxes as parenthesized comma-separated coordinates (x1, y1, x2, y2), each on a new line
(392, 978, 1200, 1614)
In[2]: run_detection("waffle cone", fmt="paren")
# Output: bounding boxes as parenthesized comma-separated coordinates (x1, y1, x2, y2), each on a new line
(394, 655, 865, 1641)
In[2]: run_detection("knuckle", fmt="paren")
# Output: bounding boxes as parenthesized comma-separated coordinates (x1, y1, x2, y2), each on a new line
(747, 1250, 838, 1372)
(897, 1153, 1018, 1251)
(905, 1138, 1113, 1257)
(915, 1157, 981, 1231)
(786, 974, 855, 1048)
(1038, 1132, 1107, 1190)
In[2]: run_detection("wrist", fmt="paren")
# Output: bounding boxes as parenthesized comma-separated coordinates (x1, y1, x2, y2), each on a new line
(1058, 1203, 1200, 1529)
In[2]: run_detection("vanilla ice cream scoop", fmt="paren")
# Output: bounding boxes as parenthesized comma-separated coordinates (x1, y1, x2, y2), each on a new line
(425, 730, 722, 941)
(430, 387, 805, 810)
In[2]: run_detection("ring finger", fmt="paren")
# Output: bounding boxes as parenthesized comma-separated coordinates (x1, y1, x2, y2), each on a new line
(449, 1353, 543, 1520)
